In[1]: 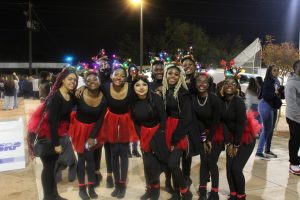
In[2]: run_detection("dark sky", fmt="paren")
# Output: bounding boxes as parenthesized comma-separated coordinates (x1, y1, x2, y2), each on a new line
(0, 0, 299, 62)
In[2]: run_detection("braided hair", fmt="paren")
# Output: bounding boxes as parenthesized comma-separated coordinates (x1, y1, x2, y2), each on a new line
(162, 62, 188, 104)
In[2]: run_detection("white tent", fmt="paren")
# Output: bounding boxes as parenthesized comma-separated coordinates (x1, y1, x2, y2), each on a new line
(234, 38, 262, 74)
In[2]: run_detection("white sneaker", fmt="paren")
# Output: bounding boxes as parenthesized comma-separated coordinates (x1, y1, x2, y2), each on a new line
(289, 165, 300, 175)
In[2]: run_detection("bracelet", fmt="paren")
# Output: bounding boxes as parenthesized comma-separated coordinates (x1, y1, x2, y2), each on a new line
(234, 144, 240, 148)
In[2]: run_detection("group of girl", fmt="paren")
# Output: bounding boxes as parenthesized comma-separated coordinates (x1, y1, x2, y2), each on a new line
(28, 54, 262, 200)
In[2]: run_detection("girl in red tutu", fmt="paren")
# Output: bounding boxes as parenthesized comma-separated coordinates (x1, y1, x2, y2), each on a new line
(94, 67, 138, 199)
(162, 62, 193, 200)
(220, 76, 261, 200)
(27, 67, 78, 200)
(191, 73, 223, 200)
(131, 75, 167, 200)
(68, 70, 107, 200)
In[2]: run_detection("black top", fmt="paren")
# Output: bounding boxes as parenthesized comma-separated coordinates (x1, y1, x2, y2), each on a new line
(132, 93, 166, 131)
(101, 82, 133, 114)
(4, 82, 15, 96)
(221, 95, 246, 145)
(192, 93, 221, 141)
(166, 87, 193, 145)
(47, 91, 75, 146)
(186, 74, 197, 95)
(149, 80, 162, 92)
(261, 78, 283, 109)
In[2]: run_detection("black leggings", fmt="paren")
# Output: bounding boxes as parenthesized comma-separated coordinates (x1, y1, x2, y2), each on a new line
(104, 143, 113, 173)
(287, 118, 300, 165)
(226, 141, 256, 195)
(94, 147, 101, 172)
(77, 150, 96, 184)
(199, 143, 223, 189)
(142, 152, 162, 186)
(40, 154, 59, 199)
(182, 152, 192, 178)
(168, 149, 187, 190)
(110, 143, 129, 184)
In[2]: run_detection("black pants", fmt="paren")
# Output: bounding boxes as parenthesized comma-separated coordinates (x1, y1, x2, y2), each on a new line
(168, 149, 187, 190)
(40, 154, 59, 199)
(226, 141, 255, 195)
(77, 150, 96, 184)
(142, 152, 162, 186)
(182, 152, 192, 178)
(199, 143, 223, 189)
(94, 147, 101, 172)
(104, 143, 113, 173)
(287, 118, 300, 165)
(110, 143, 129, 184)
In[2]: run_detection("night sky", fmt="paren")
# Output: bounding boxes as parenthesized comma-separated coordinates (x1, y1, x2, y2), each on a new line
(0, 0, 299, 62)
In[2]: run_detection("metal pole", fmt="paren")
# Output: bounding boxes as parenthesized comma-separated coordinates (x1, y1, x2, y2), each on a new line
(139, 0, 143, 71)
(28, 0, 32, 75)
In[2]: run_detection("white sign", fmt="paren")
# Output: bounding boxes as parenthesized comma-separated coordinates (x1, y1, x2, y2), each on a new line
(0, 118, 25, 172)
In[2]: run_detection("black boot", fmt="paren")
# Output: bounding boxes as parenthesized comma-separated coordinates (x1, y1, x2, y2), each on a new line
(140, 186, 152, 200)
(111, 183, 119, 197)
(207, 191, 219, 200)
(88, 184, 98, 199)
(149, 188, 160, 200)
(181, 190, 193, 200)
(132, 149, 141, 157)
(228, 195, 237, 200)
(117, 184, 126, 199)
(198, 188, 207, 200)
(106, 175, 114, 188)
(79, 185, 90, 200)
(94, 171, 102, 187)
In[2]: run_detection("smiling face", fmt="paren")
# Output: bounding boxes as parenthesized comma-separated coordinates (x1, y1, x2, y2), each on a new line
(133, 79, 148, 99)
(85, 73, 100, 91)
(182, 59, 196, 75)
(166, 67, 180, 86)
(195, 74, 209, 94)
(110, 68, 126, 86)
(223, 78, 238, 96)
(62, 73, 77, 92)
(271, 66, 279, 78)
(152, 64, 164, 80)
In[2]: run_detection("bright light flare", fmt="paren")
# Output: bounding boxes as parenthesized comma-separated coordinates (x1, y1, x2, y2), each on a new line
(131, 0, 141, 4)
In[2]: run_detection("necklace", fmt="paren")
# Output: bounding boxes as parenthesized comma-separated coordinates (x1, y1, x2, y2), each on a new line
(197, 95, 208, 107)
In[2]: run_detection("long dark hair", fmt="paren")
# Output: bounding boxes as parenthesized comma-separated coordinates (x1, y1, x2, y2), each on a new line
(264, 65, 277, 80)
(131, 75, 155, 115)
(247, 77, 259, 95)
(5, 75, 15, 88)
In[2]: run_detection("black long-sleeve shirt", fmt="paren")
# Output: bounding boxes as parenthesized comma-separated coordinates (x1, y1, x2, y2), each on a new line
(166, 87, 193, 145)
(192, 93, 221, 141)
(221, 95, 246, 145)
(101, 82, 133, 114)
(75, 94, 107, 138)
(149, 80, 162, 92)
(132, 93, 166, 132)
(261, 78, 283, 109)
(47, 91, 75, 146)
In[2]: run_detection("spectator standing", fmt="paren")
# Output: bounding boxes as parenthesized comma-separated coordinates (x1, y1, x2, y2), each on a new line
(12, 72, 19, 108)
(32, 75, 39, 99)
(39, 71, 51, 102)
(0, 75, 5, 99)
(3, 75, 15, 110)
(285, 60, 300, 175)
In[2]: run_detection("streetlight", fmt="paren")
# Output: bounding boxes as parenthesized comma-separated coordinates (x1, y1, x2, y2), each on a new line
(130, 0, 143, 71)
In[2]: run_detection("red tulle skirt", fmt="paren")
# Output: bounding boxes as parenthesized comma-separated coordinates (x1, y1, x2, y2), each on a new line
(212, 111, 262, 145)
(140, 124, 160, 152)
(27, 103, 69, 139)
(165, 117, 188, 151)
(68, 112, 102, 153)
(100, 109, 138, 143)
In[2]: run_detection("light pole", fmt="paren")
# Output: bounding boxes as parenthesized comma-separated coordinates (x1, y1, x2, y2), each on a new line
(130, 0, 143, 71)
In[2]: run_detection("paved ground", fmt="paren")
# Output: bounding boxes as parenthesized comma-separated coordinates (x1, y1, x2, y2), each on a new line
(0, 98, 299, 200)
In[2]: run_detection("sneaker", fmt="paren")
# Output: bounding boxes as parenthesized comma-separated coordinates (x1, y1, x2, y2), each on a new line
(255, 153, 270, 161)
(289, 165, 300, 175)
(265, 151, 277, 158)
(132, 149, 141, 157)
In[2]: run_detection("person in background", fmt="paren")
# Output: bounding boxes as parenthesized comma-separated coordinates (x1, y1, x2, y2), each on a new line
(23, 75, 33, 99)
(12, 72, 19, 108)
(256, 65, 284, 160)
(39, 71, 51, 102)
(127, 64, 142, 158)
(0, 75, 5, 99)
(32, 75, 40, 99)
(285, 60, 300, 175)
(2, 75, 15, 110)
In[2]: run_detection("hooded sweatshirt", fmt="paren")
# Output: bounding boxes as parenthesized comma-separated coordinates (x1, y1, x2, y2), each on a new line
(285, 73, 300, 123)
